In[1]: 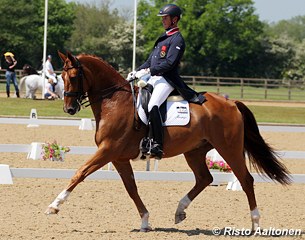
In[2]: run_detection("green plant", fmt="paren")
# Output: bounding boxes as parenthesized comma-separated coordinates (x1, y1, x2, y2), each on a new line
(42, 140, 70, 161)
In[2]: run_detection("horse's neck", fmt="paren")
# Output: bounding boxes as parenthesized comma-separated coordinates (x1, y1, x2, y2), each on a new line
(83, 58, 125, 90)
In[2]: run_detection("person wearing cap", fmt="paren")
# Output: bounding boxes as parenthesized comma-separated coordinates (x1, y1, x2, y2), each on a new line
(45, 55, 58, 92)
(128, 4, 204, 160)
(0, 52, 20, 98)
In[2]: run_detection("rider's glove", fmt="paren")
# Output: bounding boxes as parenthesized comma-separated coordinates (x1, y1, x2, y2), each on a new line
(127, 70, 136, 81)
(135, 68, 151, 80)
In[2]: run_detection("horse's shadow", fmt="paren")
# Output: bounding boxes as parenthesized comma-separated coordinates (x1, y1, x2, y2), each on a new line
(154, 227, 214, 236)
(131, 227, 216, 236)
(132, 228, 305, 238)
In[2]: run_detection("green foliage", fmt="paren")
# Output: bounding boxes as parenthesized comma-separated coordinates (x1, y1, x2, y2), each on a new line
(267, 16, 305, 43)
(266, 16, 305, 80)
(1, 0, 305, 80)
(137, 0, 266, 77)
(67, 2, 120, 59)
(0, 0, 75, 70)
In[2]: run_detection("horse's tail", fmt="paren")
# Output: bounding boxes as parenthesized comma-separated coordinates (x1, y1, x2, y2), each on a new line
(235, 100, 291, 185)
(19, 76, 27, 97)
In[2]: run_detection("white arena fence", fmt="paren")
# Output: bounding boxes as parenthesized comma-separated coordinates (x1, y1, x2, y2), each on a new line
(1, 117, 305, 187)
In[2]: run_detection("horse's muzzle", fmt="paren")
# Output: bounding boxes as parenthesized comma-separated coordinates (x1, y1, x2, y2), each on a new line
(64, 104, 80, 115)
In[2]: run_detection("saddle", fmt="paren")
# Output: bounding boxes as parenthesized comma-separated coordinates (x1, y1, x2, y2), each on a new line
(139, 83, 186, 124)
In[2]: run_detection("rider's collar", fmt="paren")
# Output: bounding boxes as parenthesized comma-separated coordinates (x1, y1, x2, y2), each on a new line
(166, 27, 179, 36)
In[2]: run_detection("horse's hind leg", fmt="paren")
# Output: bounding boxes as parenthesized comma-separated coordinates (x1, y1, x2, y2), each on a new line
(175, 144, 213, 224)
(214, 140, 260, 230)
(112, 161, 151, 232)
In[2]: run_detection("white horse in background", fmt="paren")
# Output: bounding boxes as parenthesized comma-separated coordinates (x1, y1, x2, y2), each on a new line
(19, 74, 64, 99)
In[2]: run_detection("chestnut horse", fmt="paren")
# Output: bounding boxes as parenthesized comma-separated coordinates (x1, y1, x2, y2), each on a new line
(45, 52, 290, 232)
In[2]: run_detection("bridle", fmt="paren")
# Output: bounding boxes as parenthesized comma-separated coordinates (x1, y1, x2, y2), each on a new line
(63, 58, 88, 108)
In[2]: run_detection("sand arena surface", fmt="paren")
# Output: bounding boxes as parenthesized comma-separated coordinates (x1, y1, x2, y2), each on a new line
(0, 123, 305, 239)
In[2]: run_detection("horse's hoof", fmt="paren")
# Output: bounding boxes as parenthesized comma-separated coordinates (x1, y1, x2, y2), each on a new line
(44, 206, 59, 215)
(175, 212, 186, 224)
(140, 226, 152, 232)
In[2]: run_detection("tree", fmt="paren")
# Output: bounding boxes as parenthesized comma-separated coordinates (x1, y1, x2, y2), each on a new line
(137, 0, 266, 77)
(67, 1, 120, 60)
(0, 0, 75, 70)
(105, 21, 146, 72)
(268, 16, 305, 43)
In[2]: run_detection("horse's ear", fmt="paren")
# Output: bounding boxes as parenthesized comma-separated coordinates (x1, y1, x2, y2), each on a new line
(58, 51, 67, 63)
(66, 51, 78, 67)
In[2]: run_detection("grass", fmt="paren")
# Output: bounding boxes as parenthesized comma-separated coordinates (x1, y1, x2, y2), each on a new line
(192, 85, 305, 101)
(0, 97, 304, 124)
(247, 105, 305, 124)
(0, 98, 94, 119)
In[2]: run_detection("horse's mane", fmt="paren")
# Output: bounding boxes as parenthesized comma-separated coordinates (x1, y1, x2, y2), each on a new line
(77, 53, 123, 79)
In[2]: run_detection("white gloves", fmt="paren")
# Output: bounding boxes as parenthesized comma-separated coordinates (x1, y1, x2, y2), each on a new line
(127, 70, 136, 81)
(127, 68, 151, 83)
(135, 68, 151, 80)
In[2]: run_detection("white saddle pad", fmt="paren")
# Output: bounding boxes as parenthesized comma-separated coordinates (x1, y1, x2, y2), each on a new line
(137, 94, 190, 126)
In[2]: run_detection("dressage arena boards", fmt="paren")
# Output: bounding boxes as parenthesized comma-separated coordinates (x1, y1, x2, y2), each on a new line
(0, 118, 304, 239)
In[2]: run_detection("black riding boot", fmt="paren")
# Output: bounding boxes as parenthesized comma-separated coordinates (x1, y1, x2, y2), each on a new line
(149, 105, 164, 160)
(16, 91, 20, 98)
(6, 91, 10, 98)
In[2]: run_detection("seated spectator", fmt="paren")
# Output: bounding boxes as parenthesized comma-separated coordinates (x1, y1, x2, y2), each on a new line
(44, 79, 58, 100)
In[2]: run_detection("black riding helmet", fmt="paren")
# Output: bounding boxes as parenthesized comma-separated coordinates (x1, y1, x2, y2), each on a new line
(157, 4, 182, 19)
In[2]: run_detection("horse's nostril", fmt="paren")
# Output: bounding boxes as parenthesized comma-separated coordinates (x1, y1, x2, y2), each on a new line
(67, 108, 76, 115)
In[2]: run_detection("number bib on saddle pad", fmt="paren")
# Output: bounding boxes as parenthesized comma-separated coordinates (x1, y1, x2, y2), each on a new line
(136, 93, 190, 126)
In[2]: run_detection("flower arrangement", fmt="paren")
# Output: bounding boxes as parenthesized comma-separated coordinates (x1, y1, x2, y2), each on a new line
(206, 156, 232, 172)
(41, 140, 70, 161)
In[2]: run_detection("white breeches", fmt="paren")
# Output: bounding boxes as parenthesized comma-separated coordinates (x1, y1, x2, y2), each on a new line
(147, 76, 174, 112)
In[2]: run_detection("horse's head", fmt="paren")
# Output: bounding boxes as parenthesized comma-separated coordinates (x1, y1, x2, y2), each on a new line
(22, 64, 38, 76)
(58, 51, 88, 115)
(59, 50, 128, 115)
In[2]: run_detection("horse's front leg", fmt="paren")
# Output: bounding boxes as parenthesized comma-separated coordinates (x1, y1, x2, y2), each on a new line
(45, 147, 113, 214)
(112, 161, 152, 232)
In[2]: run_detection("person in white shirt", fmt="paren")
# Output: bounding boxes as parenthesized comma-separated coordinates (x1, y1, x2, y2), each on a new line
(45, 55, 57, 91)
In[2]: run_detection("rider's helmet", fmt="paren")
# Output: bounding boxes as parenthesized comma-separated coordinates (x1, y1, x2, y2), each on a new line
(157, 4, 182, 20)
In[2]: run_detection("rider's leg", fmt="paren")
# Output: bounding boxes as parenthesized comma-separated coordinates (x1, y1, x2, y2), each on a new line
(148, 106, 164, 159)
(147, 76, 174, 159)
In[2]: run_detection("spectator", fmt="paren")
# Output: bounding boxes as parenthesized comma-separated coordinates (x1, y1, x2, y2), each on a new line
(0, 52, 20, 98)
(45, 55, 57, 92)
(44, 78, 58, 100)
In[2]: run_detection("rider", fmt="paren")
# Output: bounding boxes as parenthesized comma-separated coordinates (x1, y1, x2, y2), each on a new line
(130, 4, 204, 160)
(45, 55, 57, 92)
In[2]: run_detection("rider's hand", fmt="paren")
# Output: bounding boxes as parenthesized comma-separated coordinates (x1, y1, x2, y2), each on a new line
(135, 68, 150, 80)
(127, 70, 136, 80)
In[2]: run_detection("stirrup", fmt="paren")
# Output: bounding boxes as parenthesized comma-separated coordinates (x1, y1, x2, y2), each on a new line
(140, 137, 151, 155)
(150, 143, 163, 160)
